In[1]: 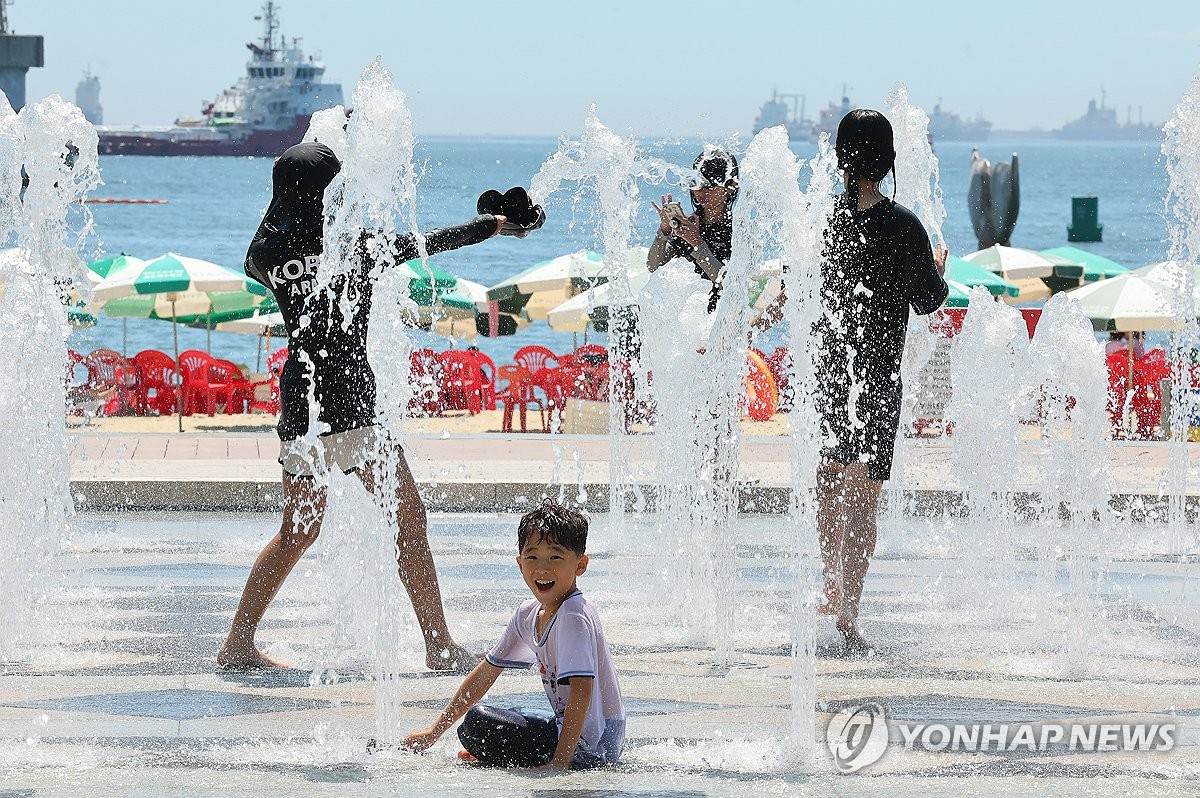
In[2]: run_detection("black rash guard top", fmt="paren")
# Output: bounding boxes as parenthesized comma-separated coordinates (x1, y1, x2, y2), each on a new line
(246, 203, 495, 441)
(665, 216, 732, 313)
(816, 196, 948, 481)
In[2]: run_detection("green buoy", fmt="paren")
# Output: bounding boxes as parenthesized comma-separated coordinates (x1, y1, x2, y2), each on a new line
(1068, 196, 1103, 242)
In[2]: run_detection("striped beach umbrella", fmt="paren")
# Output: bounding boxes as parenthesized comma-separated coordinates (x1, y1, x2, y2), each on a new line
(964, 245, 1082, 281)
(91, 253, 266, 315)
(396, 258, 460, 307)
(547, 270, 655, 333)
(91, 253, 271, 431)
(1042, 246, 1129, 283)
(87, 253, 145, 280)
(946, 256, 1020, 299)
(479, 249, 649, 337)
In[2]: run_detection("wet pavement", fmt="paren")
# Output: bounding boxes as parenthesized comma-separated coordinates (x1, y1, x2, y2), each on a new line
(0, 511, 1197, 796)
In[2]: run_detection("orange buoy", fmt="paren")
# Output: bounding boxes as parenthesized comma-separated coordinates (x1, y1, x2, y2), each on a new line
(743, 349, 779, 422)
(82, 198, 168, 204)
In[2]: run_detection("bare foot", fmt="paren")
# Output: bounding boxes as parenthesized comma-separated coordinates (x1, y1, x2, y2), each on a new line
(426, 643, 480, 673)
(217, 642, 289, 671)
(818, 582, 841, 616)
(835, 617, 872, 656)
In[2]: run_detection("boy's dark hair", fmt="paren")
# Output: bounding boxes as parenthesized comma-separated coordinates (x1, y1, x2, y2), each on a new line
(517, 498, 588, 555)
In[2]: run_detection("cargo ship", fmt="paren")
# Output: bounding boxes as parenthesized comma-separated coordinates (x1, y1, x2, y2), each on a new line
(809, 90, 853, 145)
(928, 101, 991, 142)
(1054, 90, 1159, 141)
(95, 2, 344, 156)
(751, 89, 812, 141)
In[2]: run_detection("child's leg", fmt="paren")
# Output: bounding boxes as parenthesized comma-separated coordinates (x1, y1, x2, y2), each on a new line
(456, 705, 558, 768)
(218, 471, 327, 669)
(356, 440, 473, 672)
(816, 461, 847, 614)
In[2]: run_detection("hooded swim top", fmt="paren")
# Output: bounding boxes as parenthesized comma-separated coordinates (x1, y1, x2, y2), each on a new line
(245, 143, 496, 439)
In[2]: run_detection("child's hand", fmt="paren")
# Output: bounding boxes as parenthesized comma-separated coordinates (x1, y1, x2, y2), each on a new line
(528, 761, 568, 773)
(402, 727, 440, 753)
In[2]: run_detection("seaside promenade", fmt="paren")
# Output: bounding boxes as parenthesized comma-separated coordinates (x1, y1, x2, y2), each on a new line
(68, 424, 1200, 516)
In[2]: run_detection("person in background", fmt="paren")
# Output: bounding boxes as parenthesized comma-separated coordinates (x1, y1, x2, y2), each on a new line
(647, 147, 739, 313)
(817, 110, 948, 653)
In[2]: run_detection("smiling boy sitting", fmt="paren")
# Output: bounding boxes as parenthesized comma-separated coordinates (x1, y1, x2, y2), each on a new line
(403, 499, 625, 770)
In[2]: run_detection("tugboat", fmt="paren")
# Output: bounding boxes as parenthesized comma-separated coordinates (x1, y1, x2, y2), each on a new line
(751, 89, 812, 141)
(95, 2, 344, 156)
(928, 101, 991, 143)
(1054, 89, 1159, 141)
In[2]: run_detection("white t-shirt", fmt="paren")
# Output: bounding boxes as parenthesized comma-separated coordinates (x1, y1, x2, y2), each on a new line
(486, 590, 626, 763)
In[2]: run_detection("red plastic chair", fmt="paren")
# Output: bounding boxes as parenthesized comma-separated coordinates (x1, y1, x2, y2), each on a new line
(407, 347, 442, 415)
(248, 347, 288, 415)
(531, 365, 572, 430)
(574, 344, 609, 365)
(514, 345, 559, 376)
(436, 350, 484, 414)
(84, 348, 138, 416)
(131, 350, 179, 416)
(177, 349, 218, 416)
(211, 359, 252, 414)
(467, 349, 498, 411)
(562, 361, 610, 401)
(496, 365, 546, 432)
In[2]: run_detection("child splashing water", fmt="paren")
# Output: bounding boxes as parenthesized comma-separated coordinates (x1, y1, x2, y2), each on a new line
(404, 499, 625, 770)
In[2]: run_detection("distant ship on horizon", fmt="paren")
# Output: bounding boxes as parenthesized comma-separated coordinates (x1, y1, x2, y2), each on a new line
(751, 90, 989, 145)
(1054, 89, 1160, 141)
(809, 90, 853, 145)
(94, 2, 344, 156)
(751, 89, 812, 141)
(928, 101, 991, 143)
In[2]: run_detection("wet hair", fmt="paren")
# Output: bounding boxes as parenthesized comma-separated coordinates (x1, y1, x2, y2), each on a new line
(689, 146, 740, 223)
(517, 498, 589, 556)
(835, 109, 896, 206)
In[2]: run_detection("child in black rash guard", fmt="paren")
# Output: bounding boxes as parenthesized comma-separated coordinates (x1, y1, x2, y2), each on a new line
(218, 142, 542, 673)
(817, 110, 948, 653)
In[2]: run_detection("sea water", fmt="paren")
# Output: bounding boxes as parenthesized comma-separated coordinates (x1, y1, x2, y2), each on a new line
(70, 138, 1169, 370)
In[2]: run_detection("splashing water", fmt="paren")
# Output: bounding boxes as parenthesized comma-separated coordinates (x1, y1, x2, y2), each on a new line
(531, 108, 661, 532)
(1162, 70, 1200, 561)
(302, 61, 428, 743)
(885, 84, 946, 245)
(946, 286, 1029, 630)
(0, 92, 100, 660)
(884, 85, 948, 529)
(743, 128, 839, 759)
(1027, 292, 1110, 674)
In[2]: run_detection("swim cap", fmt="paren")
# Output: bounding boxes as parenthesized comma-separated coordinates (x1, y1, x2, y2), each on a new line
(835, 110, 895, 183)
(272, 142, 342, 201)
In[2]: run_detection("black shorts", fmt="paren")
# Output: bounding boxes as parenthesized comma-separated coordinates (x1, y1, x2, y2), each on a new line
(457, 705, 603, 769)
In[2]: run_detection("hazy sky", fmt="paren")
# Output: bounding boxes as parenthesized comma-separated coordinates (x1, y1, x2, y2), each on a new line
(12, 0, 1200, 136)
